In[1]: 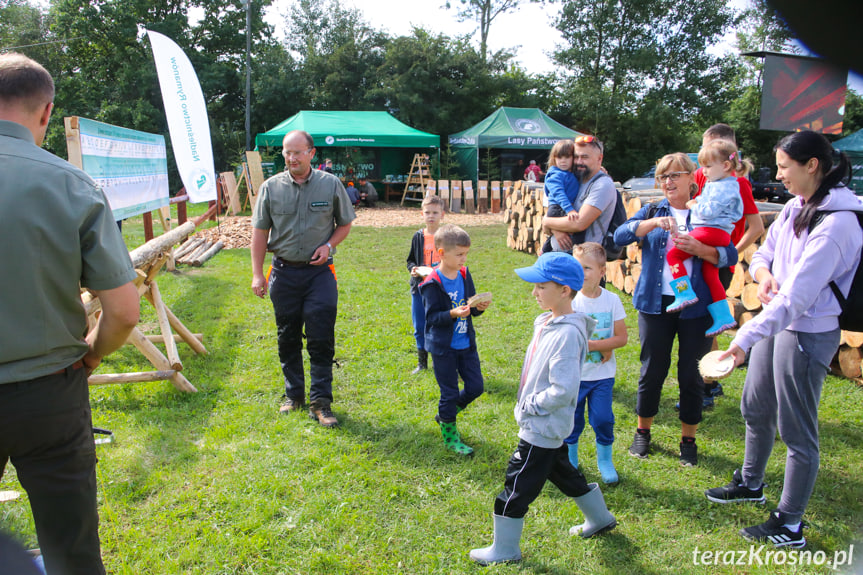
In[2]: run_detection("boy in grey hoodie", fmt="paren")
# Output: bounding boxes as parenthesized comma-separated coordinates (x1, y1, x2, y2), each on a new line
(470, 252, 617, 566)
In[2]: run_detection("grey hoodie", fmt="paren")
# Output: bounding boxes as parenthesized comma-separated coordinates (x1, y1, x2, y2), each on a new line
(515, 311, 597, 449)
(731, 186, 863, 352)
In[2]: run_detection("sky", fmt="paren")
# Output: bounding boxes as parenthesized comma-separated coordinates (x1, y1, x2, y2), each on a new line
(264, 0, 863, 91)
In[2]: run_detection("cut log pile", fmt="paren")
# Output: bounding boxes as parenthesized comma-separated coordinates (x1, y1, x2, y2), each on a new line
(505, 185, 863, 383)
(503, 181, 547, 253)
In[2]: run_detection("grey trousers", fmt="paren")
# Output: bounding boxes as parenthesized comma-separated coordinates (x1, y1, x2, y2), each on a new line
(740, 328, 840, 524)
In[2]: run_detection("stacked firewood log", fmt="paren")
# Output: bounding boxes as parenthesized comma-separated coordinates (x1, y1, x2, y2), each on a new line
(503, 181, 548, 253)
(504, 185, 863, 382)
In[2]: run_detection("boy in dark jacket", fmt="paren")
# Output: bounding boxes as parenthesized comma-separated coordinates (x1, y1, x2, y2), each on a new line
(406, 195, 445, 374)
(419, 224, 491, 455)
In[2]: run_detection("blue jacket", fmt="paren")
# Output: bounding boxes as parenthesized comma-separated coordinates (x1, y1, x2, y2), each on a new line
(419, 266, 484, 354)
(544, 165, 580, 214)
(613, 199, 738, 317)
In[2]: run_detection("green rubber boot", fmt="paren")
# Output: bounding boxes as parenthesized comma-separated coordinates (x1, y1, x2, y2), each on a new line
(435, 416, 474, 456)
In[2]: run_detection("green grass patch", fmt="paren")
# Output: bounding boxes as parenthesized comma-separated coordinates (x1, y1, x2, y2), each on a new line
(2, 221, 862, 574)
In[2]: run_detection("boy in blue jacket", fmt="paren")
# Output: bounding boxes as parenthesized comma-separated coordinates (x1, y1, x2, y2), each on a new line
(470, 252, 617, 565)
(419, 224, 491, 456)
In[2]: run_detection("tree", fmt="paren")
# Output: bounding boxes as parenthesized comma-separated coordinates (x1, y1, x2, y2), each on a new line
(444, 0, 543, 63)
(285, 0, 389, 110)
(41, 0, 280, 182)
(552, 0, 734, 178)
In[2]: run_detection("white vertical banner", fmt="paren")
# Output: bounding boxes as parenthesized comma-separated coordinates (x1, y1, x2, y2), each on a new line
(147, 29, 217, 203)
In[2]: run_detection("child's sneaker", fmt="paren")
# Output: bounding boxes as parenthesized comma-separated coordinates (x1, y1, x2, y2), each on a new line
(740, 510, 806, 548)
(705, 469, 766, 504)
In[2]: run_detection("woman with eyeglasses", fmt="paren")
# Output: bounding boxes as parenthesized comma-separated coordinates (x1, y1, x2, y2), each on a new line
(613, 153, 738, 467)
(705, 131, 862, 548)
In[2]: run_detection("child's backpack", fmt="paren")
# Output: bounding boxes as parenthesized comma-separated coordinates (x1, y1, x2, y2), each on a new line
(809, 210, 863, 331)
(602, 188, 628, 261)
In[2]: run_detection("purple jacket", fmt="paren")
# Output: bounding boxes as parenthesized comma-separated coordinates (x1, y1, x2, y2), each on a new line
(731, 186, 863, 352)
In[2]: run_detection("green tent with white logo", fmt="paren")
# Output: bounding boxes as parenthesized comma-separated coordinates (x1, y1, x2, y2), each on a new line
(255, 111, 439, 182)
(833, 129, 863, 194)
(448, 107, 584, 184)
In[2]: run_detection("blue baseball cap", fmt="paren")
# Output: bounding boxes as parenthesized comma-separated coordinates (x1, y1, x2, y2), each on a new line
(515, 252, 584, 291)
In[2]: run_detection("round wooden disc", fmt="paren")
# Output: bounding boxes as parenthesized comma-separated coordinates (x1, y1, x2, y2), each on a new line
(0, 490, 21, 502)
(468, 292, 493, 307)
(698, 350, 735, 381)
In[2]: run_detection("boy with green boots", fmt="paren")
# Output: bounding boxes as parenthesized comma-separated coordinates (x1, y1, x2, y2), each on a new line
(419, 224, 490, 456)
(470, 252, 616, 565)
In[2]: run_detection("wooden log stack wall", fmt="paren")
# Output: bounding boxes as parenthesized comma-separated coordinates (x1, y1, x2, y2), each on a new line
(505, 185, 863, 383)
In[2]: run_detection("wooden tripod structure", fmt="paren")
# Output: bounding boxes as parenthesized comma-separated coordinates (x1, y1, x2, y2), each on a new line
(83, 221, 206, 392)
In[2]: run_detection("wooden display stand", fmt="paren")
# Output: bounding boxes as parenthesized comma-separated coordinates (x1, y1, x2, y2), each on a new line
(239, 150, 266, 211)
(400, 154, 431, 205)
(463, 181, 475, 214)
(438, 180, 450, 209)
(451, 181, 462, 213)
(84, 222, 207, 392)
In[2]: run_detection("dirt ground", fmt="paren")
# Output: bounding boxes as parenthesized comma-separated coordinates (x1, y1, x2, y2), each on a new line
(195, 205, 504, 249)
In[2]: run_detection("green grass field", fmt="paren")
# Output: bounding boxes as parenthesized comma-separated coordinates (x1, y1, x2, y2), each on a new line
(2, 211, 862, 574)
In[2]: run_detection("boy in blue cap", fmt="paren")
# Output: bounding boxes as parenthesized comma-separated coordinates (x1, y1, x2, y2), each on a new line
(470, 252, 617, 566)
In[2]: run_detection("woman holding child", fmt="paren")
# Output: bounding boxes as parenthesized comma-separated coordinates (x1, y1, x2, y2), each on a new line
(613, 153, 737, 467)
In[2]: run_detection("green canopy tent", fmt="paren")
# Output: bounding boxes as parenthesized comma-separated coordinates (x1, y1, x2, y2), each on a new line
(833, 129, 863, 194)
(255, 111, 439, 183)
(448, 107, 584, 184)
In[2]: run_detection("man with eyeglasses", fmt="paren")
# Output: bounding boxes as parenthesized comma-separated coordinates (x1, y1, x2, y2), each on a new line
(251, 130, 355, 427)
(542, 136, 617, 253)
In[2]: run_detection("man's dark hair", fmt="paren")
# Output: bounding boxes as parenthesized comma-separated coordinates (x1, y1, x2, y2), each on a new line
(0, 52, 54, 112)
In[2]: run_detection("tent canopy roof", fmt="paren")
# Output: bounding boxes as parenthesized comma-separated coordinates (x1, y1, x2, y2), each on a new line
(834, 129, 863, 152)
(448, 107, 583, 149)
(255, 111, 439, 148)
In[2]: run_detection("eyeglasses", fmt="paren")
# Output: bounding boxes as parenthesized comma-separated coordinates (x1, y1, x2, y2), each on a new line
(658, 171, 688, 182)
(284, 149, 312, 158)
(575, 135, 596, 144)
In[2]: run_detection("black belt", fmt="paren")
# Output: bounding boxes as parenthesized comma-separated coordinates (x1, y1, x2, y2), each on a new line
(274, 256, 310, 267)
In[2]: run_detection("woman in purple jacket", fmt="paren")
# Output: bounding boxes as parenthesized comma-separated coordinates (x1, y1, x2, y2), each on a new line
(705, 130, 863, 548)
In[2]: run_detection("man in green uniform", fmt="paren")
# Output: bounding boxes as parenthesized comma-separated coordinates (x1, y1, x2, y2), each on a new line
(251, 130, 355, 427)
(0, 53, 140, 574)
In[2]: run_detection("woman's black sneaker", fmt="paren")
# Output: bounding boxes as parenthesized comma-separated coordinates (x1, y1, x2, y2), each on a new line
(679, 440, 697, 467)
(628, 430, 650, 458)
(705, 469, 766, 503)
(740, 510, 806, 548)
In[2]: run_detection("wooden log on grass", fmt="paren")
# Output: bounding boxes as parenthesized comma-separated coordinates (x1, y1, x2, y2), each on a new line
(145, 334, 204, 344)
(192, 240, 224, 267)
(174, 236, 204, 259)
(89, 370, 177, 386)
(147, 281, 181, 371)
(125, 327, 197, 392)
(129, 221, 196, 270)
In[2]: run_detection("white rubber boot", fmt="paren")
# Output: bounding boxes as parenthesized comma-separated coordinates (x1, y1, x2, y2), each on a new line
(570, 483, 617, 538)
(469, 514, 524, 565)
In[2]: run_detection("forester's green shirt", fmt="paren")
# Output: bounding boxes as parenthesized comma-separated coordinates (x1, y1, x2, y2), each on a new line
(0, 120, 137, 384)
(252, 168, 355, 261)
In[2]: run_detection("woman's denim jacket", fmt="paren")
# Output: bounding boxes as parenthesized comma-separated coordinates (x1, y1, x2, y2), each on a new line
(613, 198, 738, 318)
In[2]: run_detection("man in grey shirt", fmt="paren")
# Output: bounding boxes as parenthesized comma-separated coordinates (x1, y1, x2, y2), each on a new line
(251, 130, 355, 427)
(543, 136, 616, 252)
